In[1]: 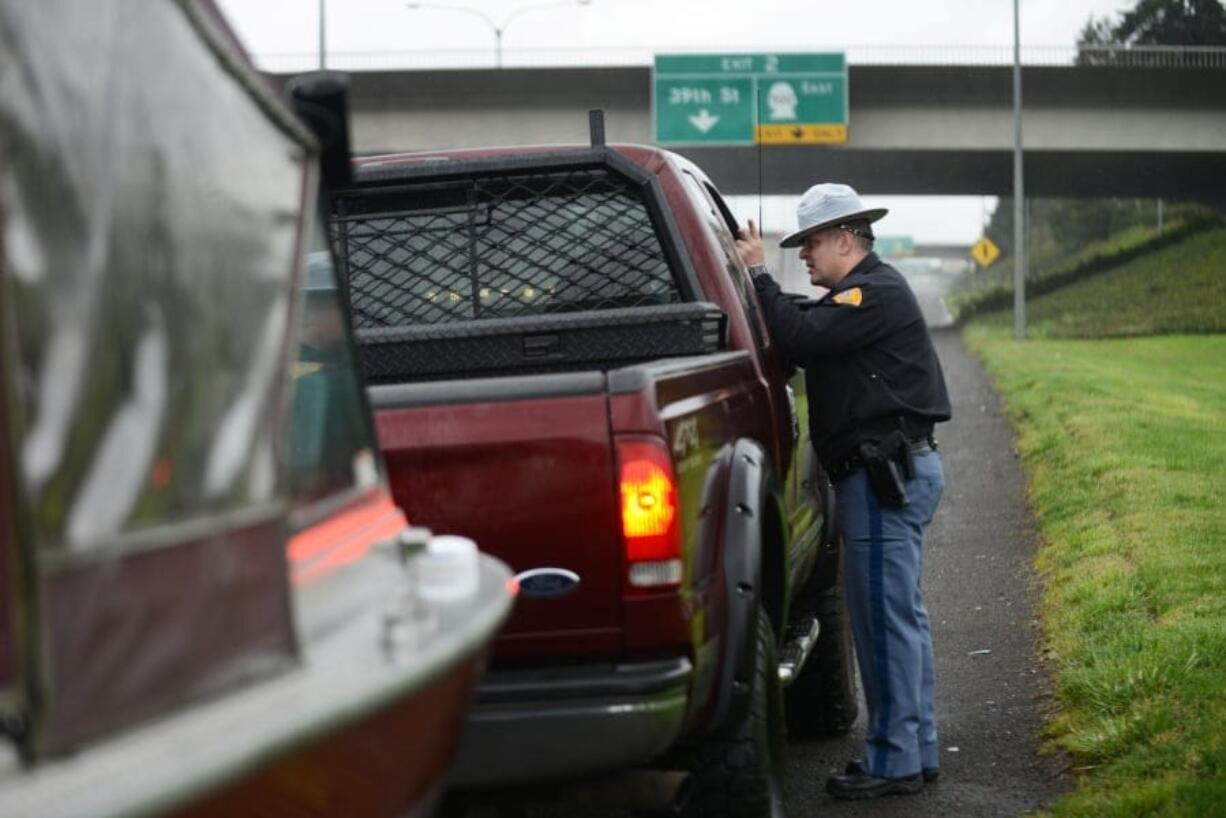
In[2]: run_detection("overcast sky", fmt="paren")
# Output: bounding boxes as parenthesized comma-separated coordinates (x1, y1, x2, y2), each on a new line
(220, 0, 1135, 57)
(218, 0, 1137, 244)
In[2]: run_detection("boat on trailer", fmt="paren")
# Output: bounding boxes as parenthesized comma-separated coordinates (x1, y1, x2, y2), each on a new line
(0, 2, 515, 816)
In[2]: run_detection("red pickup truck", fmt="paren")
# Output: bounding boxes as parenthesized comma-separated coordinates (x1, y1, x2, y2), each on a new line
(330, 128, 856, 816)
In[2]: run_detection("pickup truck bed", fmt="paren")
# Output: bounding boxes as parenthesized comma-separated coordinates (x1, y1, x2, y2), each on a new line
(368, 347, 762, 658)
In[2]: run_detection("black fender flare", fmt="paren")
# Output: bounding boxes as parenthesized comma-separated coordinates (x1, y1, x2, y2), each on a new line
(709, 438, 785, 733)
(811, 474, 842, 591)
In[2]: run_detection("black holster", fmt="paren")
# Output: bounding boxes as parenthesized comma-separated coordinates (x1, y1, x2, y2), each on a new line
(858, 430, 914, 509)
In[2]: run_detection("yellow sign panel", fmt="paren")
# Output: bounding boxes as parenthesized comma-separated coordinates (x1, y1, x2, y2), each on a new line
(971, 236, 1001, 268)
(755, 123, 848, 145)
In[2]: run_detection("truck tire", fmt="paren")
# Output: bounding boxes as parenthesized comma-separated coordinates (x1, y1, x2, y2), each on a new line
(679, 608, 784, 818)
(784, 545, 858, 739)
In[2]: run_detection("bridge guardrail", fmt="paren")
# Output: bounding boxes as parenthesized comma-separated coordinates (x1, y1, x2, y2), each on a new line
(255, 44, 1226, 74)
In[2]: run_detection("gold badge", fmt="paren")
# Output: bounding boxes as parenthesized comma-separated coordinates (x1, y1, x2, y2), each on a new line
(833, 287, 863, 307)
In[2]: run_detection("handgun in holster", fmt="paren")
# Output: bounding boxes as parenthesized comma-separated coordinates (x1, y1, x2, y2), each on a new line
(858, 430, 914, 509)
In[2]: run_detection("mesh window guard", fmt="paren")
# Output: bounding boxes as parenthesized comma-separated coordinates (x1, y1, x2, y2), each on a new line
(333, 169, 681, 329)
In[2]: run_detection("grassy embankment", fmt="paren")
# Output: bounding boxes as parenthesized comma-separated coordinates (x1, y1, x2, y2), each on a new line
(949, 210, 1220, 324)
(963, 225, 1226, 816)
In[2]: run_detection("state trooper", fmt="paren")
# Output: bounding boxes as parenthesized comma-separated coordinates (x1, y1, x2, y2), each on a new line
(734, 183, 951, 800)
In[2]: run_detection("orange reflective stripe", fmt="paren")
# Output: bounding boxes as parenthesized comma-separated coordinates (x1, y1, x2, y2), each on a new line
(288, 490, 407, 585)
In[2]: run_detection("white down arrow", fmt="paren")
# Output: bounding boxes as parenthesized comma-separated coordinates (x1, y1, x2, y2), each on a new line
(688, 109, 720, 133)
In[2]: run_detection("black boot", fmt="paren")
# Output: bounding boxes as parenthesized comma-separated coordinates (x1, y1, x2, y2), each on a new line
(826, 764, 923, 800)
(846, 758, 939, 782)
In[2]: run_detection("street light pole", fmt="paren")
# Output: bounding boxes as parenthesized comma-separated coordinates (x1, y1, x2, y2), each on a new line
(319, 0, 327, 69)
(1012, 0, 1026, 340)
(405, 0, 591, 68)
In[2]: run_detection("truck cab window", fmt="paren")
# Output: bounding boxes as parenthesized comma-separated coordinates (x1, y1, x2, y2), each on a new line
(679, 171, 770, 351)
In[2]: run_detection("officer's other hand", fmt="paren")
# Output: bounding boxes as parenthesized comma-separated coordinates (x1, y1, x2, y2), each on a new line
(735, 218, 766, 268)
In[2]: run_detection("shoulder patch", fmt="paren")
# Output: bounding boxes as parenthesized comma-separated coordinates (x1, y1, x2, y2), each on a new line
(832, 287, 863, 307)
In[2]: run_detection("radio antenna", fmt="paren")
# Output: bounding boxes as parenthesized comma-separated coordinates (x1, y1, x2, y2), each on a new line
(755, 85, 764, 232)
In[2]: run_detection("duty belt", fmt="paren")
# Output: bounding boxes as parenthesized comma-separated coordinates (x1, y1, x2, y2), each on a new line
(826, 435, 938, 483)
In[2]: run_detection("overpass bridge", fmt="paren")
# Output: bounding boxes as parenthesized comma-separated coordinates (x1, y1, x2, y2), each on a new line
(302, 62, 1226, 204)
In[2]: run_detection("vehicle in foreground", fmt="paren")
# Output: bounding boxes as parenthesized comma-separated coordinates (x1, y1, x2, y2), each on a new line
(0, 2, 513, 816)
(329, 121, 858, 816)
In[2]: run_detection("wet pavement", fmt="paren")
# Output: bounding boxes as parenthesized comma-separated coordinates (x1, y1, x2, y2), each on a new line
(908, 270, 958, 329)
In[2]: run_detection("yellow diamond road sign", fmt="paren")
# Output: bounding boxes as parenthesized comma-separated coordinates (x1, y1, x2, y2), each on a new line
(971, 237, 1001, 268)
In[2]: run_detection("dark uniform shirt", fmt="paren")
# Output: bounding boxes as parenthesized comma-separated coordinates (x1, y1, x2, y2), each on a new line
(752, 252, 951, 469)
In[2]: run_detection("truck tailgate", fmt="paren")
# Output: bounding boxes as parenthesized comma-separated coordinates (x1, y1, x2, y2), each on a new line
(370, 374, 621, 658)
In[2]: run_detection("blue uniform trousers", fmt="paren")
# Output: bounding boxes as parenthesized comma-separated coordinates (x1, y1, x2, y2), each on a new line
(835, 450, 944, 779)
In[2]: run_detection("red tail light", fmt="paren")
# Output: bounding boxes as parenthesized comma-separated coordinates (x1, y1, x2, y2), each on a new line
(616, 438, 682, 589)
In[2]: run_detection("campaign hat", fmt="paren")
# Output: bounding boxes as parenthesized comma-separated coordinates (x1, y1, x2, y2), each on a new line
(779, 183, 888, 248)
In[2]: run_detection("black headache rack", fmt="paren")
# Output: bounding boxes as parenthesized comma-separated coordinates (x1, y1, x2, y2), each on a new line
(330, 147, 724, 383)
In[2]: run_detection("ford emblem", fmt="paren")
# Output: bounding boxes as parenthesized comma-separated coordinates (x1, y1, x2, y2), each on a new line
(515, 567, 581, 598)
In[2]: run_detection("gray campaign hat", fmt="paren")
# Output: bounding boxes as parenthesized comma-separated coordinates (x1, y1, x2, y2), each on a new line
(779, 183, 888, 248)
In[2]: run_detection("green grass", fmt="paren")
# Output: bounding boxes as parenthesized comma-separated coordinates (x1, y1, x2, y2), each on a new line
(964, 208, 1226, 815)
(965, 254, 1226, 818)
(949, 210, 1221, 322)
(974, 227, 1226, 339)
(966, 328, 1226, 816)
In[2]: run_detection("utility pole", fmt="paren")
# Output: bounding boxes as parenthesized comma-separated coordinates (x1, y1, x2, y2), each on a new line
(1013, 0, 1026, 340)
(319, 0, 327, 69)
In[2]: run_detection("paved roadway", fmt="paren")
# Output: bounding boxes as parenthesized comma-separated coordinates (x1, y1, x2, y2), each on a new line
(491, 271, 1069, 817)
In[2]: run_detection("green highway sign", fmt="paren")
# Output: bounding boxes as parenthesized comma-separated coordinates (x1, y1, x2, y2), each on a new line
(875, 236, 916, 258)
(653, 52, 848, 146)
(654, 77, 755, 143)
(655, 54, 845, 74)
